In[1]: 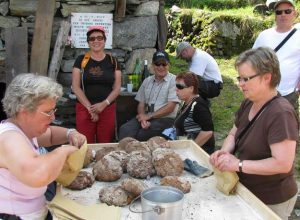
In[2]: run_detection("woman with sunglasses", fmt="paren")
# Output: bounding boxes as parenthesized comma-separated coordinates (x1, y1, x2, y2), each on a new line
(0, 73, 86, 220)
(72, 25, 122, 143)
(174, 71, 215, 154)
(210, 47, 298, 220)
(253, 0, 300, 114)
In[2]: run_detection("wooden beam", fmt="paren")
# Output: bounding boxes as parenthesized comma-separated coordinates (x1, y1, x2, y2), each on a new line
(5, 26, 28, 84)
(114, 0, 126, 22)
(30, 0, 56, 76)
(48, 20, 71, 80)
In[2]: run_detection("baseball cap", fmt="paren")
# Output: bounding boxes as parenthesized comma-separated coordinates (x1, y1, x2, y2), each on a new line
(152, 51, 170, 63)
(176, 41, 192, 58)
(274, 0, 295, 9)
(86, 25, 106, 37)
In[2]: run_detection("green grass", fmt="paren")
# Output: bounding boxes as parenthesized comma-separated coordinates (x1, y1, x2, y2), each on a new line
(169, 54, 243, 147)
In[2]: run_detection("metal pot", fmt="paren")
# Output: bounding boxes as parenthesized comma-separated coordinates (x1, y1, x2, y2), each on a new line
(141, 186, 184, 220)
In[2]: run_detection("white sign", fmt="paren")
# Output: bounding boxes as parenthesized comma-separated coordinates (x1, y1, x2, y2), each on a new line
(71, 13, 113, 49)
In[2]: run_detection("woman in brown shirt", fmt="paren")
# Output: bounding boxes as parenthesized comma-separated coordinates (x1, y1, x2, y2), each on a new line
(210, 47, 298, 220)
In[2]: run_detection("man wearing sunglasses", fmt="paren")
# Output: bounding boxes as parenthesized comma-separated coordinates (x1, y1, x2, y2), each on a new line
(119, 51, 180, 141)
(176, 42, 223, 99)
(253, 0, 300, 114)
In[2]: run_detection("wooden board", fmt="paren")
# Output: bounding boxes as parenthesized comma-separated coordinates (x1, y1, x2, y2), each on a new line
(48, 20, 71, 80)
(30, 0, 56, 76)
(58, 140, 280, 220)
(5, 27, 28, 84)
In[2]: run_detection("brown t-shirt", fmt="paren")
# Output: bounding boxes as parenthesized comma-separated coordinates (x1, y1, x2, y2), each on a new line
(234, 96, 298, 204)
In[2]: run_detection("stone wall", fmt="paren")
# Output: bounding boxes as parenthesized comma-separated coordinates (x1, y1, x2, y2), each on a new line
(166, 8, 273, 57)
(0, 0, 162, 85)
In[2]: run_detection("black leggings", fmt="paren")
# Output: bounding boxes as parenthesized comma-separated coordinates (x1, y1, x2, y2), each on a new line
(0, 211, 52, 220)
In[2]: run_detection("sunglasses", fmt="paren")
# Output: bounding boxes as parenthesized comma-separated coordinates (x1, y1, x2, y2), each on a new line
(40, 108, 57, 118)
(176, 83, 189, 90)
(88, 36, 104, 42)
(275, 9, 293, 15)
(236, 73, 260, 83)
(154, 63, 168, 67)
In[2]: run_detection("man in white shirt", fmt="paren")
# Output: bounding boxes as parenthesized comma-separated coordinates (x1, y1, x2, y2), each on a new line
(253, 0, 300, 112)
(176, 42, 223, 99)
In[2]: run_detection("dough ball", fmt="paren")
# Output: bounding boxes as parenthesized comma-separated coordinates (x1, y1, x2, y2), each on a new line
(160, 176, 191, 193)
(127, 150, 155, 179)
(83, 148, 94, 168)
(95, 146, 118, 162)
(99, 186, 133, 207)
(121, 178, 147, 197)
(93, 154, 123, 182)
(66, 171, 95, 190)
(125, 140, 150, 153)
(152, 148, 183, 177)
(147, 136, 170, 151)
(107, 150, 129, 172)
(118, 137, 137, 150)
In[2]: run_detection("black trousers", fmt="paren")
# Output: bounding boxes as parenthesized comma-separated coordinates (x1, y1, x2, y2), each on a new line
(198, 77, 223, 99)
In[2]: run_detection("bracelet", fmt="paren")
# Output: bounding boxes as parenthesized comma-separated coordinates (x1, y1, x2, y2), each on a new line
(105, 99, 110, 105)
(66, 128, 76, 139)
(238, 160, 243, 173)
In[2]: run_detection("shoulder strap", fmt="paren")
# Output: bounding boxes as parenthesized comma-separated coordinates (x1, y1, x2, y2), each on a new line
(81, 52, 91, 70)
(107, 53, 117, 71)
(235, 95, 279, 147)
(274, 28, 297, 52)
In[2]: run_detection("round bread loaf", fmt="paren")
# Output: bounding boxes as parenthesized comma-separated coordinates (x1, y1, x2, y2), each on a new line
(147, 136, 170, 151)
(152, 148, 184, 177)
(127, 150, 155, 179)
(106, 150, 129, 172)
(118, 137, 136, 150)
(66, 171, 95, 190)
(124, 140, 150, 153)
(95, 146, 118, 162)
(83, 148, 94, 168)
(99, 186, 133, 207)
(121, 178, 148, 197)
(93, 154, 123, 182)
(160, 176, 191, 193)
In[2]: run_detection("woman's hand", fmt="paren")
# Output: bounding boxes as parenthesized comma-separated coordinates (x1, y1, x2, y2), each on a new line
(90, 101, 107, 114)
(210, 151, 239, 172)
(90, 112, 99, 122)
(68, 130, 86, 147)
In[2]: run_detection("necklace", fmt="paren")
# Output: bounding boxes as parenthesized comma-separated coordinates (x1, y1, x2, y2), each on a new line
(174, 95, 199, 124)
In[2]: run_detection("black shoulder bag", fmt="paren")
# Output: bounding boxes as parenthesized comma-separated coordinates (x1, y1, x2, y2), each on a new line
(234, 96, 279, 153)
(274, 28, 297, 52)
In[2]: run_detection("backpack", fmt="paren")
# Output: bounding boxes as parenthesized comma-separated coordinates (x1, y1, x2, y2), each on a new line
(80, 52, 118, 92)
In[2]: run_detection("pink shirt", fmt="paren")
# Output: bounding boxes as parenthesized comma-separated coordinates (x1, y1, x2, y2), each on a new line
(0, 122, 46, 215)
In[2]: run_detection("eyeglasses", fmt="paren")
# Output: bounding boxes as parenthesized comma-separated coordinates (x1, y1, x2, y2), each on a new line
(154, 63, 168, 67)
(236, 74, 260, 83)
(88, 36, 104, 42)
(40, 108, 57, 117)
(275, 9, 293, 15)
(176, 83, 189, 90)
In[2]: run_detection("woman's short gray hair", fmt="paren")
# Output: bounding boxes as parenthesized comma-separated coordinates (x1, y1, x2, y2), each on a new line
(2, 73, 63, 118)
(235, 47, 281, 88)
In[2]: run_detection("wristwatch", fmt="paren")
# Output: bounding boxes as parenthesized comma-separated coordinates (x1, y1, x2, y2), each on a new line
(238, 160, 243, 173)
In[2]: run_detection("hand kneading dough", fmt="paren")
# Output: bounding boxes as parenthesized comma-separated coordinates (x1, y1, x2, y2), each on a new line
(99, 186, 133, 207)
(127, 150, 155, 179)
(121, 178, 148, 197)
(93, 154, 123, 182)
(147, 136, 170, 151)
(66, 171, 95, 190)
(160, 176, 191, 193)
(152, 148, 184, 177)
